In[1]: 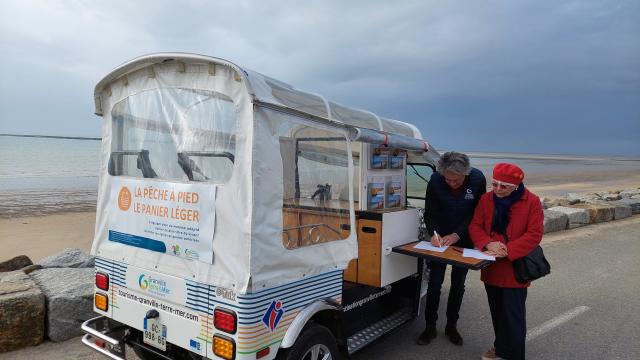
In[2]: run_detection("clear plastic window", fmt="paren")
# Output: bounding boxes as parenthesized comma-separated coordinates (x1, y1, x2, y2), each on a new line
(109, 88, 236, 183)
(279, 123, 352, 249)
(406, 163, 434, 208)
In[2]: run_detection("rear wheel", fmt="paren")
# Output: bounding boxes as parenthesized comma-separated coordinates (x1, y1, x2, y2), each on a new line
(277, 324, 340, 360)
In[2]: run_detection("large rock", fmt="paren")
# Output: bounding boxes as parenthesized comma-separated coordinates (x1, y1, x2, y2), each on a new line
(543, 210, 568, 233)
(571, 203, 615, 223)
(619, 189, 640, 199)
(612, 204, 632, 220)
(0, 271, 45, 352)
(29, 268, 95, 342)
(542, 197, 572, 209)
(616, 198, 640, 214)
(601, 193, 621, 201)
(0, 255, 33, 272)
(547, 206, 590, 229)
(37, 248, 94, 269)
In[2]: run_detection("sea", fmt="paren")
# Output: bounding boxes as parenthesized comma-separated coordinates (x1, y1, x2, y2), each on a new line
(0, 136, 100, 218)
(1, 135, 639, 218)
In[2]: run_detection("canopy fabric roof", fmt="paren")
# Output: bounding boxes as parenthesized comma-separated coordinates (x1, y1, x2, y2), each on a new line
(94, 53, 423, 140)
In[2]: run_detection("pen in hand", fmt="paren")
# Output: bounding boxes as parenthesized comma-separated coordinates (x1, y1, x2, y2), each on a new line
(434, 231, 443, 247)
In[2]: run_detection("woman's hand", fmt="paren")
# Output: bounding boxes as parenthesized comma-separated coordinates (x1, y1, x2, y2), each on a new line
(485, 241, 508, 258)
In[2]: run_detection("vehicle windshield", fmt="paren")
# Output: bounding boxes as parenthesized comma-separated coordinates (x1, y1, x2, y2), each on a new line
(109, 88, 236, 183)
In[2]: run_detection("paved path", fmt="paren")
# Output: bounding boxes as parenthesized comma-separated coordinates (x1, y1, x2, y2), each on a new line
(3, 216, 639, 359)
(352, 216, 640, 360)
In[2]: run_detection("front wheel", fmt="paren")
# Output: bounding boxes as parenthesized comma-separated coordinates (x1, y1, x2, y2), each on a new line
(277, 324, 340, 360)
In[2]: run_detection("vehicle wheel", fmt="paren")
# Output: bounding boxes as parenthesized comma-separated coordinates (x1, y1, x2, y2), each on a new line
(277, 324, 340, 360)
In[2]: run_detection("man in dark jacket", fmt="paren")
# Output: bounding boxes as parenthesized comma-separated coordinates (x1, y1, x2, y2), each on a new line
(417, 151, 486, 346)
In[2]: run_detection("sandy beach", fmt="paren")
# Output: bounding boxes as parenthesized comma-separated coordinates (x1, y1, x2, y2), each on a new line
(1, 170, 638, 263)
(1, 212, 95, 262)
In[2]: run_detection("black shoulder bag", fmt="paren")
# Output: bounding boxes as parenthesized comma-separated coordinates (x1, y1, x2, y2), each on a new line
(504, 234, 551, 283)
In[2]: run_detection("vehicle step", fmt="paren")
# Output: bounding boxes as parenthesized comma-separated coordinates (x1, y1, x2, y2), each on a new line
(347, 307, 413, 354)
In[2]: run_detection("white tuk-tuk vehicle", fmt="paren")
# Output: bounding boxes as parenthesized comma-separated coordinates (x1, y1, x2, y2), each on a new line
(81, 53, 446, 360)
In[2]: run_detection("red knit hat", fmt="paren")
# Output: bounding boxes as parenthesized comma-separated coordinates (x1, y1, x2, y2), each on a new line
(493, 162, 524, 185)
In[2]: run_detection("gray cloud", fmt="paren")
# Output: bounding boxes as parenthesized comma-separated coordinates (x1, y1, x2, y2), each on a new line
(0, 0, 638, 155)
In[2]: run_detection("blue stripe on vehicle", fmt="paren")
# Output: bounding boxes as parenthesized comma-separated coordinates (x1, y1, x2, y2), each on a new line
(238, 287, 342, 321)
(236, 271, 342, 300)
(237, 283, 343, 318)
(237, 291, 342, 325)
(108, 230, 167, 253)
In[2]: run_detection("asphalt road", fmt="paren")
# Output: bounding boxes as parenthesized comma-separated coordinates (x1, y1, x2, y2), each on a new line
(3, 216, 639, 360)
(352, 215, 640, 360)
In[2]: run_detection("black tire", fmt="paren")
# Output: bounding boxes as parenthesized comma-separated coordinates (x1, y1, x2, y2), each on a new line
(277, 324, 341, 360)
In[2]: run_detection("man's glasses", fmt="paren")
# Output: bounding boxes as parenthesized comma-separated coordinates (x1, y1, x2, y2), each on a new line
(491, 180, 516, 190)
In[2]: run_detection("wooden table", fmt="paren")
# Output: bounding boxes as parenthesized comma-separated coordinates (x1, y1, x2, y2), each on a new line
(392, 241, 493, 270)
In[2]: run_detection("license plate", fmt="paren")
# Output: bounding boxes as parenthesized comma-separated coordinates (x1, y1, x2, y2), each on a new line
(143, 317, 167, 351)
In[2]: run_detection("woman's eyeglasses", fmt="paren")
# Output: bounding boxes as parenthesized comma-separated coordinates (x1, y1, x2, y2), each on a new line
(491, 181, 516, 190)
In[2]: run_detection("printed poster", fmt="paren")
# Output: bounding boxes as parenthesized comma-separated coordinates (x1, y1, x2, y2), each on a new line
(109, 178, 216, 263)
(368, 181, 385, 210)
(386, 179, 403, 208)
(390, 153, 405, 169)
(370, 146, 389, 169)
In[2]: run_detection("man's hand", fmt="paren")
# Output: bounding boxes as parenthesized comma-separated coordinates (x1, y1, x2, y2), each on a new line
(430, 234, 442, 247)
(442, 233, 460, 246)
(485, 241, 508, 258)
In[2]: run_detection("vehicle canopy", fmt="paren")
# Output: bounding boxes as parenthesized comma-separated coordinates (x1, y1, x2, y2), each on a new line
(92, 53, 438, 294)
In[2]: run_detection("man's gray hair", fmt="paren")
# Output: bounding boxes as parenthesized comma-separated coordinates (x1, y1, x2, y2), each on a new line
(436, 151, 471, 175)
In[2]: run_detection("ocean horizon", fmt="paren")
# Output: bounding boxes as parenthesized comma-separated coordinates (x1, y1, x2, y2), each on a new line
(1, 134, 639, 217)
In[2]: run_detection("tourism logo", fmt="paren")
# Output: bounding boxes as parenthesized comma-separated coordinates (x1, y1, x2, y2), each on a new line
(171, 244, 181, 256)
(262, 300, 285, 332)
(184, 248, 200, 260)
(138, 274, 171, 297)
(118, 186, 132, 211)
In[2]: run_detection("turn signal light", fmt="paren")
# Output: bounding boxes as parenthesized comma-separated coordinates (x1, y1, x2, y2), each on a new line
(95, 293, 109, 311)
(95, 272, 109, 291)
(213, 335, 235, 360)
(214, 308, 237, 334)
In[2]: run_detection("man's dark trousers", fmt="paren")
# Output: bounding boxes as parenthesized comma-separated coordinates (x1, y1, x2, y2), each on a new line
(485, 284, 528, 360)
(425, 261, 469, 326)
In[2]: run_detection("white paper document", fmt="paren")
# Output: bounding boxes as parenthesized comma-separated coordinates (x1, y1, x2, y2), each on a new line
(462, 248, 496, 261)
(414, 241, 448, 253)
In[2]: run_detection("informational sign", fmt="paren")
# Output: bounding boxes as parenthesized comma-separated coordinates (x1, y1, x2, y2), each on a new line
(109, 178, 216, 263)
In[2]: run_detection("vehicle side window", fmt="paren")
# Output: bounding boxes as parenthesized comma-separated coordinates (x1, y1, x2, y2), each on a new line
(278, 123, 352, 249)
(406, 163, 434, 208)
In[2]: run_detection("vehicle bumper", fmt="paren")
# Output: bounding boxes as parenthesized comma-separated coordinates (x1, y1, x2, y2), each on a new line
(81, 316, 128, 360)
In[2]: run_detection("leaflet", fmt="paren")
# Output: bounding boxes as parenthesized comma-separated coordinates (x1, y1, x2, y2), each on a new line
(462, 248, 496, 261)
(413, 241, 448, 253)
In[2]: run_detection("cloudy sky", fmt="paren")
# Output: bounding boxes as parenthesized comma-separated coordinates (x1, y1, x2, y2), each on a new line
(0, 0, 638, 155)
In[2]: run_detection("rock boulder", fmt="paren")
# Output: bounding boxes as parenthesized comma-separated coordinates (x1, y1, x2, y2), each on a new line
(543, 210, 568, 233)
(0, 255, 33, 272)
(0, 271, 45, 352)
(546, 206, 590, 229)
(37, 248, 94, 269)
(602, 193, 621, 201)
(542, 197, 572, 209)
(29, 268, 95, 342)
(616, 198, 640, 214)
(619, 189, 640, 199)
(571, 203, 615, 223)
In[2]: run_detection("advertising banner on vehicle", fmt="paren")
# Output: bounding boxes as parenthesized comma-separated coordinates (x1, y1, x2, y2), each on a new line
(109, 178, 216, 263)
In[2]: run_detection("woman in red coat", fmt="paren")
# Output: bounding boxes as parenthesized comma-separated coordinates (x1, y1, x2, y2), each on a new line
(469, 163, 543, 360)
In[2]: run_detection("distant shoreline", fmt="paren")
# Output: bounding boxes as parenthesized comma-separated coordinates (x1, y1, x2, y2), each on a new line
(0, 133, 100, 141)
(1, 133, 638, 160)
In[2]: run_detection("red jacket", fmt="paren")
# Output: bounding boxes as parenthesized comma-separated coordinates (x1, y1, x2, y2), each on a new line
(468, 188, 544, 288)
